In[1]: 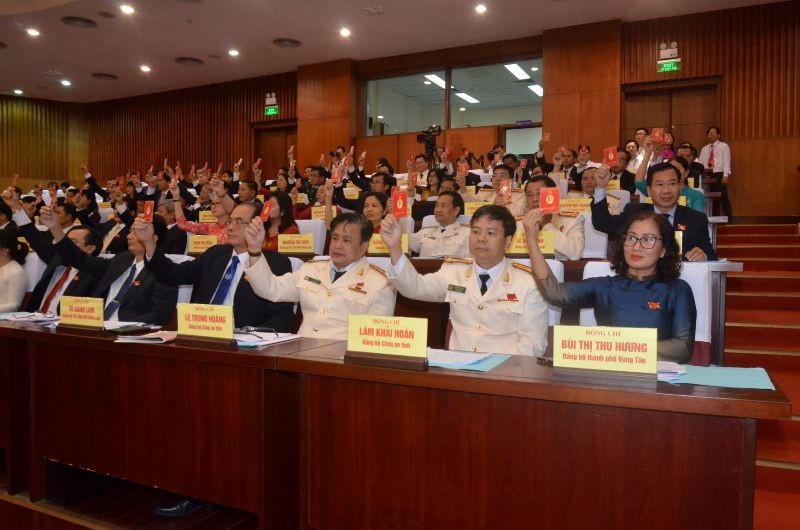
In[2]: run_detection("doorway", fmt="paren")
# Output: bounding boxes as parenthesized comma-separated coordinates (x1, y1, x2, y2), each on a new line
(622, 79, 720, 151)
(254, 124, 297, 183)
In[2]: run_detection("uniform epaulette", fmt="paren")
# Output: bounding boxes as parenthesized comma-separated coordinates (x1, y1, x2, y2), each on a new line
(369, 263, 388, 277)
(512, 261, 533, 273)
(444, 256, 473, 264)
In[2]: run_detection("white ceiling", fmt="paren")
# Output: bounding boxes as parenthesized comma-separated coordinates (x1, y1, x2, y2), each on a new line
(0, 0, 778, 103)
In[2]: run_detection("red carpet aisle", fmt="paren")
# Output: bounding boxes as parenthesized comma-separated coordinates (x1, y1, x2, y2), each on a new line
(718, 223, 800, 530)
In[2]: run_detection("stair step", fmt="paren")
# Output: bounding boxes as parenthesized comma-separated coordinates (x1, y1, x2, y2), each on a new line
(726, 350, 800, 415)
(728, 309, 800, 326)
(734, 258, 800, 272)
(719, 224, 798, 236)
(727, 292, 800, 311)
(728, 273, 800, 293)
(757, 419, 800, 466)
(726, 312, 800, 351)
(754, 465, 800, 530)
(718, 234, 800, 245)
(717, 245, 800, 259)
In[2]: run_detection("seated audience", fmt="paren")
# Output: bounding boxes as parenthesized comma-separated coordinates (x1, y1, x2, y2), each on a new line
(409, 191, 469, 258)
(380, 205, 548, 356)
(261, 191, 299, 251)
(633, 139, 704, 212)
(523, 177, 585, 261)
(155, 200, 188, 255)
(243, 213, 396, 339)
(523, 209, 696, 362)
(0, 228, 28, 313)
(170, 179, 230, 244)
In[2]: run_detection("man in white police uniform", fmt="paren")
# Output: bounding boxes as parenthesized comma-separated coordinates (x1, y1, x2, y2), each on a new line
(409, 191, 470, 258)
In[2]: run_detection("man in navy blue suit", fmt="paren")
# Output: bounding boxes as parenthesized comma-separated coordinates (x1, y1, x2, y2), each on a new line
(591, 162, 716, 261)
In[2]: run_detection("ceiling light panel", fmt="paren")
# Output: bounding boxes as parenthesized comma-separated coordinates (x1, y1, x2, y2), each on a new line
(455, 92, 479, 104)
(424, 74, 446, 89)
(504, 64, 531, 80)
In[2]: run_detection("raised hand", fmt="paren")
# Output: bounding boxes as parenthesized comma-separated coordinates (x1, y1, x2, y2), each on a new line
(359, 151, 366, 167)
(521, 209, 543, 236)
(379, 214, 403, 250)
(208, 177, 225, 197)
(132, 215, 155, 242)
(39, 205, 59, 229)
(168, 179, 179, 196)
(245, 217, 266, 253)
(80, 163, 89, 174)
(595, 165, 611, 189)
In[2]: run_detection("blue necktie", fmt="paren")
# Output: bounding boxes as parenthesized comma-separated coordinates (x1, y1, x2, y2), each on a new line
(104, 265, 137, 320)
(211, 256, 240, 304)
(479, 273, 490, 295)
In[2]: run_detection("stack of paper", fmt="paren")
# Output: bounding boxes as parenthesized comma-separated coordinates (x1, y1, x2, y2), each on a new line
(657, 361, 687, 382)
(427, 348, 512, 372)
(0, 312, 59, 323)
(234, 332, 300, 348)
(115, 331, 178, 344)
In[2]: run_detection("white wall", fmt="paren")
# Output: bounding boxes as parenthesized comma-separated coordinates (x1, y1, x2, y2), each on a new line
(368, 82, 444, 135)
(450, 104, 542, 128)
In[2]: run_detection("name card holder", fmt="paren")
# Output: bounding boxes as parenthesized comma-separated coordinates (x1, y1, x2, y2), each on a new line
(59, 296, 106, 334)
(344, 315, 428, 371)
(176, 303, 235, 347)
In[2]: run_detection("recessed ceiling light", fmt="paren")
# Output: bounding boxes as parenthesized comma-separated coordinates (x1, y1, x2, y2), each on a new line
(13, 89, 23, 95)
(504, 64, 531, 80)
(423, 80, 431, 85)
(120, 4, 135, 15)
(228, 49, 239, 56)
(475, 4, 487, 14)
(459, 107, 466, 112)
(140, 65, 151, 72)
(531, 67, 539, 72)
(377, 115, 384, 119)
(424, 74, 446, 89)
(340, 27, 351, 37)
(26, 28, 40, 37)
(272, 38, 302, 48)
(528, 84, 543, 97)
(60, 79, 72, 87)
(455, 92, 479, 104)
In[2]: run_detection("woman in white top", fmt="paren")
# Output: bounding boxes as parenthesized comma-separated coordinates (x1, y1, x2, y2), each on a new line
(0, 229, 29, 312)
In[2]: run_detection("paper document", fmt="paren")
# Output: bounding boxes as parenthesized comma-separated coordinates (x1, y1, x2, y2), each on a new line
(103, 321, 149, 330)
(427, 348, 492, 366)
(235, 332, 300, 348)
(657, 361, 687, 382)
(0, 312, 59, 322)
(116, 331, 178, 344)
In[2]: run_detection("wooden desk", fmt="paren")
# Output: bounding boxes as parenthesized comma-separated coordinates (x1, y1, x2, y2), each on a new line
(0, 333, 30, 495)
(279, 342, 790, 530)
(0, 323, 336, 530)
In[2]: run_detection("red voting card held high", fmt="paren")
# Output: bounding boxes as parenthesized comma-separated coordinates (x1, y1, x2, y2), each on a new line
(409, 172, 417, 189)
(142, 201, 154, 222)
(260, 200, 273, 221)
(603, 147, 619, 166)
(542, 132, 551, 142)
(539, 187, 560, 214)
(392, 188, 407, 218)
(651, 128, 665, 143)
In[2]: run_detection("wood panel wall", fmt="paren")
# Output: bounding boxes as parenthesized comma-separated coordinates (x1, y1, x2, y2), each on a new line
(541, 20, 622, 160)
(296, 59, 356, 168)
(622, 1, 800, 215)
(86, 72, 297, 179)
(0, 95, 87, 190)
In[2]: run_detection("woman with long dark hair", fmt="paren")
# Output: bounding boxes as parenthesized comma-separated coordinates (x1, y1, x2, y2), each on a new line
(262, 191, 299, 251)
(0, 229, 29, 312)
(523, 209, 696, 362)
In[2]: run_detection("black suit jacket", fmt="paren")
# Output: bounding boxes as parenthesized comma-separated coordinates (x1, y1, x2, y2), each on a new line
(591, 197, 717, 260)
(19, 221, 98, 312)
(611, 170, 637, 195)
(144, 244, 294, 330)
(53, 240, 177, 325)
(158, 224, 188, 255)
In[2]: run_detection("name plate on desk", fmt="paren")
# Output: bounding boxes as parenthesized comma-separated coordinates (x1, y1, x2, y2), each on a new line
(345, 314, 428, 371)
(560, 198, 592, 214)
(465, 201, 492, 215)
(606, 179, 620, 191)
(296, 193, 308, 204)
(368, 233, 408, 255)
(343, 187, 360, 200)
(553, 325, 657, 375)
(177, 303, 233, 341)
(60, 296, 104, 329)
(188, 234, 218, 253)
(506, 229, 554, 255)
(311, 206, 326, 220)
(198, 210, 216, 223)
(278, 234, 314, 253)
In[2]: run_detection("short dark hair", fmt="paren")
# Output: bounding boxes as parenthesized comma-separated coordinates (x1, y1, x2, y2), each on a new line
(68, 225, 102, 256)
(502, 153, 519, 163)
(646, 162, 682, 186)
(57, 202, 77, 220)
(0, 229, 28, 265)
(636, 127, 650, 135)
(310, 166, 330, 179)
(616, 148, 629, 163)
(371, 172, 396, 190)
(492, 164, 514, 178)
(439, 177, 460, 191)
(151, 214, 168, 243)
(672, 156, 689, 171)
(415, 153, 429, 163)
(438, 190, 464, 216)
(330, 212, 373, 244)
(625, 139, 639, 149)
(363, 191, 388, 212)
(239, 181, 258, 193)
(0, 202, 12, 221)
(471, 204, 516, 238)
(612, 210, 682, 279)
(526, 175, 557, 189)
(707, 126, 721, 135)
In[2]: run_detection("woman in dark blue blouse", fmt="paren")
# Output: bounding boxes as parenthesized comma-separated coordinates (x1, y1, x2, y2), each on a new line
(523, 209, 696, 362)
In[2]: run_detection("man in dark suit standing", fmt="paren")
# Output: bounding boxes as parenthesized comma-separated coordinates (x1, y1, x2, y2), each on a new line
(133, 203, 294, 331)
(591, 162, 716, 261)
(40, 210, 178, 325)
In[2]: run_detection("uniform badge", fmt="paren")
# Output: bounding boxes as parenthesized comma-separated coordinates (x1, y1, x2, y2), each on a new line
(677, 224, 687, 231)
(349, 282, 367, 294)
(132, 280, 141, 287)
(447, 284, 466, 293)
(304, 276, 321, 285)
(647, 301, 661, 310)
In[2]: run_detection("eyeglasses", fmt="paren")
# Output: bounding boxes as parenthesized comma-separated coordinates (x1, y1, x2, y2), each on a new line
(225, 218, 249, 226)
(622, 234, 662, 249)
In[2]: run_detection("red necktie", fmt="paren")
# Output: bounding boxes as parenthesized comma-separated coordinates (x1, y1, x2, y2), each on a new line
(40, 266, 72, 313)
(708, 144, 716, 170)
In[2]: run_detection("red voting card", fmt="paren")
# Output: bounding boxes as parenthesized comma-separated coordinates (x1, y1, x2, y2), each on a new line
(651, 128, 665, 143)
(539, 187, 560, 214)
(603, 147, 619, 166)
(260, 201, 273, 221)
(331, 166, 342, 184)
(142, 201, 154, 222)
(392, 188, 408, 218)
(409, 172, 417, 189)
(542, 132, 551, 142)
(118, 176, 126, 188)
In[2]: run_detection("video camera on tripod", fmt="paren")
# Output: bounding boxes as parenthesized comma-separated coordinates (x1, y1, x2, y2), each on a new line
(416, 124, 442, 159)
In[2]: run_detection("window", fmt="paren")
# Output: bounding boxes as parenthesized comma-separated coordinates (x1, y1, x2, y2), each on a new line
(364, 71, 446, 136)
(450, 59, 542, 128)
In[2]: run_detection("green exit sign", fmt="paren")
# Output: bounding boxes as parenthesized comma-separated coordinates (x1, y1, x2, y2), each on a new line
(264, 105, 280, 116)
(657, 58, 681, 73)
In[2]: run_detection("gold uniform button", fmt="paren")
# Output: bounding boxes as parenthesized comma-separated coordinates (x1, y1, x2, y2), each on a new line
(313, 327, 319, 332)
(478, 304, 484, 310)
(327, 292, 333, 297)
(471, 347, 477, 352)
(475, 324, 481, 330)
(320, 309, 325, 314)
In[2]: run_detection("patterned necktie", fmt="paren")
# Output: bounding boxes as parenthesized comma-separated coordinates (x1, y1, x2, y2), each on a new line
(479, 273, 490, 295)
(211, 256, 240, 304)
(104, 265, 137, 320)
(40, 266, 72, 313)
(708, 144, 716, 170)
